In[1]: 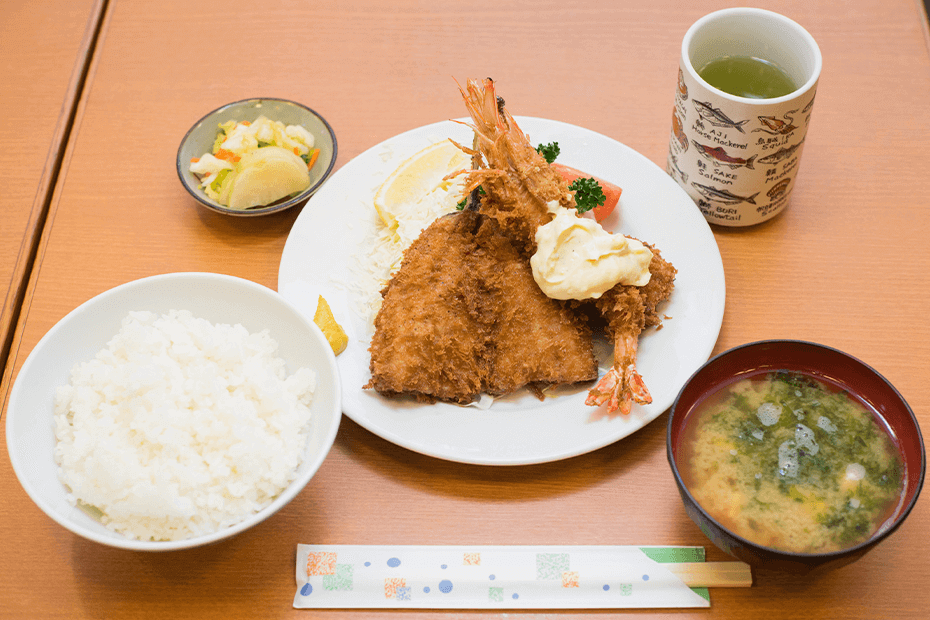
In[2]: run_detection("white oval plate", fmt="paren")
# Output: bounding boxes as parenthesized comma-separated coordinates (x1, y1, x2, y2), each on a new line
(278, 117, 725, 465)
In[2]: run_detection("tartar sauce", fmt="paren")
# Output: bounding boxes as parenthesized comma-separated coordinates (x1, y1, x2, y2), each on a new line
(530, 201, 652, 300)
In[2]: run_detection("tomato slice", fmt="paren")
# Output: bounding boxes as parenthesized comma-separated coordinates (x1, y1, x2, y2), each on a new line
(551, 163, 622, 222)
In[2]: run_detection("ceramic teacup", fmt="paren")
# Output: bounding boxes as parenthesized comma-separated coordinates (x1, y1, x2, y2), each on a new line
(668, 8, 822, 227)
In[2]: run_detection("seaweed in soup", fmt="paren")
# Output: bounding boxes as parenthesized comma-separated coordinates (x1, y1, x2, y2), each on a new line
(679, 371, 904, 554)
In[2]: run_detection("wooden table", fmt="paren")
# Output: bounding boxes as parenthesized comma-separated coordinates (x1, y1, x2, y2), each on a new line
(0, 0, 105, 379)
(3, 0, 930, 617)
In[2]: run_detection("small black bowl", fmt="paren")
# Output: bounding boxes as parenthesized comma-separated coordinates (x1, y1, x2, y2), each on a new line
(176, 98, 337, 217)
(667, 340, 925, 572)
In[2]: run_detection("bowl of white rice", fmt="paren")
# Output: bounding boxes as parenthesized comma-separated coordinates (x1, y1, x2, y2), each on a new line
(6, 272, 341, 551)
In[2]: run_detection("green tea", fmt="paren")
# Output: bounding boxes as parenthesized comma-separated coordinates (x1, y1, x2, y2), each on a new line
(698, 55, 798, 99)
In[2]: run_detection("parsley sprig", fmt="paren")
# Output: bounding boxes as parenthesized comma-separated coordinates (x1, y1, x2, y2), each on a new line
(538, 142, 605, 214)
(568, 177, 606, 214)
(535, 142, 560, 164)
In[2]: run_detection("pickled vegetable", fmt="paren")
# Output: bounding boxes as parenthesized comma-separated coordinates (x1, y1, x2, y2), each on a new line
(190, 116, 317, 209)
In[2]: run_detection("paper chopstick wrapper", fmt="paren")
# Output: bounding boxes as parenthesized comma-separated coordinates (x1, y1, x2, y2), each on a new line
(294, 545, 748, 609)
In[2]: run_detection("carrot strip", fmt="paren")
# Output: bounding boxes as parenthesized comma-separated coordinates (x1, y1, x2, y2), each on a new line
(214, 149, 240, 163)
(190, 157, 200, 163)
(307, 148, 320, 170)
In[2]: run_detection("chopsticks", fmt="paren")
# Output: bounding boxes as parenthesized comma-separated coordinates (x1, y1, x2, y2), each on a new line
(295, 545, 750, 609)
(667, 562, 753, 588)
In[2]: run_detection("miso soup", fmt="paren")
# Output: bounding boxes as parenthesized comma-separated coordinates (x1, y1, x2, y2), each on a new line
(678, 370, 905, 554)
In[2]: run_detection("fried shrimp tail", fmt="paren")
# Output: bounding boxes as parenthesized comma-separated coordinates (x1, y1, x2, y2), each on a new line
(585, 333, 652, 414)
(588, 244, 676, 415)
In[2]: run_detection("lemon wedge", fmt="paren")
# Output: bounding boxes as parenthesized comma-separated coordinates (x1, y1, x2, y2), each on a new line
(313, 295, 348, 355)
(226, 146, 311, 210)
(373, 140, 469, 232)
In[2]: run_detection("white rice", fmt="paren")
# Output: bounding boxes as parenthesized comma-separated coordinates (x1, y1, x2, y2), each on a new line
(53, 309, 316, 541)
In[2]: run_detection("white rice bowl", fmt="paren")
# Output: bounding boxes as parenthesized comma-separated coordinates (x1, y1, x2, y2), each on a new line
(6, 273, 341, 551)
(54, 310, 317, 541)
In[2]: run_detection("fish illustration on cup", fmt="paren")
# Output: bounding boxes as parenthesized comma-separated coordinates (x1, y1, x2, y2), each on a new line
(667, 153, 689, 184)
(691, 141, 756, 170)
(692, 183, 759, 205)
(693, 100, 750, 133)
(757, 139, 805, 165)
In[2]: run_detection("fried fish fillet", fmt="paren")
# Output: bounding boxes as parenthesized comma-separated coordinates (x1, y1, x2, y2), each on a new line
(472, 215, 598, 397)
(366, 209, 597, 404)
(366, 211, 490, 403)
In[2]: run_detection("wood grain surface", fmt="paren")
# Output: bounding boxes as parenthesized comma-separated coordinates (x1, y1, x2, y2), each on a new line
(0, 0, 104, 379)
(2, 0, 930, 618)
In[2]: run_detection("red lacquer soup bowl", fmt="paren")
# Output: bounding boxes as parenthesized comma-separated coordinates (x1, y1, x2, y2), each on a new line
(667, 340, 925, 572)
